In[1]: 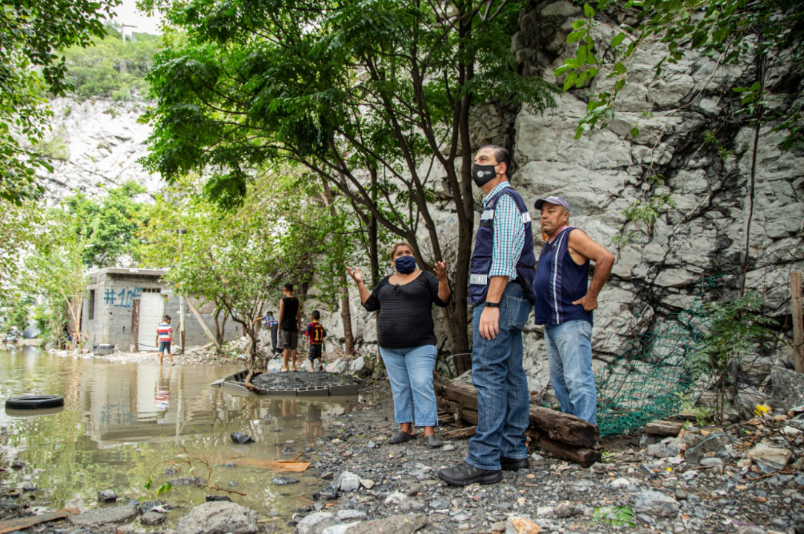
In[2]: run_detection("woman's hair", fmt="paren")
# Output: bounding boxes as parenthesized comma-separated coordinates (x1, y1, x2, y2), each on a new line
(389, 242, 413, 259)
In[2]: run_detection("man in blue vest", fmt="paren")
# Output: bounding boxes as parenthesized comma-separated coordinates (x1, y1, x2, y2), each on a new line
(533, 196, 614, 425)
(440, 145, 536, 486)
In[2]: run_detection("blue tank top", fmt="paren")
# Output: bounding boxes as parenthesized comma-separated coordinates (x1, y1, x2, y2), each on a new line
(533, 227, 593, 326)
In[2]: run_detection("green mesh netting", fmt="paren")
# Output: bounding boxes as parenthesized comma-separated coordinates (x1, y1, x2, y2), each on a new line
(595, 279, 718, 437)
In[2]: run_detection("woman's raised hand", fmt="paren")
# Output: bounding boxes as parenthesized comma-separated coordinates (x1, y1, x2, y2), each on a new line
(346, 266, 363, 284)
(433, 261, 448, 281)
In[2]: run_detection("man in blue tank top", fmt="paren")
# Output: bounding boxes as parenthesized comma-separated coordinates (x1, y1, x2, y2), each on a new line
(440, 145, 536, 487)
(533, 196, 615, 425)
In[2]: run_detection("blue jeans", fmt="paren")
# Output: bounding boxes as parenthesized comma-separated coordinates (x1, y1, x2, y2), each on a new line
(545, 320, 596, 425)
(467, 283, 532, 470)
(379, 345, 438, 427)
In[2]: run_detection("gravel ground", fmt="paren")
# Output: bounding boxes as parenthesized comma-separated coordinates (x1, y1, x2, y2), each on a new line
(2, 380, 802, 534)
(291, 382, 804, 534)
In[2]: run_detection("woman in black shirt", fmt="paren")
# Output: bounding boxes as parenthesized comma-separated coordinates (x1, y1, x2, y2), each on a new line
(347, 242, 450, 448)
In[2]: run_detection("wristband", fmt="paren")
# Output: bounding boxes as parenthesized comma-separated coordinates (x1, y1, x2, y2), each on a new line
(484, 301, 500, 308)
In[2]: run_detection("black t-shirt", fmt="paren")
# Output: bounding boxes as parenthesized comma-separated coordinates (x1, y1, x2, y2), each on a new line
(280, 297, 300, 332)
(362, 271, 450, 349)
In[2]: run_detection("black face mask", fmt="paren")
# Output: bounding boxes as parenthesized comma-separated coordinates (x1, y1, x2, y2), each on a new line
(472, 163, 498, 188)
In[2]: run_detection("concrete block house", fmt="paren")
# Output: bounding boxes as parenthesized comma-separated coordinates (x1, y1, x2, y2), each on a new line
(81, 268, 241, 351)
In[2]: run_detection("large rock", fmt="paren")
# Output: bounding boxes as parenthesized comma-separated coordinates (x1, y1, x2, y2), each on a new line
(632, 490, 679, 518)
(338, 514, 427, 534)
(69, 505, 138, 527)
(297, 512, 339, 534)
(176, 502, 258, 534)
(746, 443, 793, 472)
(771, 366, 804, 411)
(506, 515, 541, 534)
(684, 434, 731, 465)
(647, 438, 683, 458)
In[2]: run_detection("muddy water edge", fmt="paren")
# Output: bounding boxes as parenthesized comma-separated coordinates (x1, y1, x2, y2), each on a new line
(0, 348, 360, 531)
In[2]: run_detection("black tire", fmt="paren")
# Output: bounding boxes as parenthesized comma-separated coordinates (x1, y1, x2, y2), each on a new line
(5, 395, 64, 410)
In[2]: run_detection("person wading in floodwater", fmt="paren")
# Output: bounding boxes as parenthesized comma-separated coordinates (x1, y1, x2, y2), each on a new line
(347, 243, 451, 448)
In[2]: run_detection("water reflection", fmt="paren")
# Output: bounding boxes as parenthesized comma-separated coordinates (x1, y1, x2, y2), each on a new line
(0, 350, 357, 523)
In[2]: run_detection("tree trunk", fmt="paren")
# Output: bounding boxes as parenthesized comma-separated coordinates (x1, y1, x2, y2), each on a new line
(214, 307, 228, 347)
(368, 168, 380, 288)
(321, 179, 356, 353)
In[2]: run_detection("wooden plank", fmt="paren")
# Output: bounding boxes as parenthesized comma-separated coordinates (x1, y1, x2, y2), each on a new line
(0, 509, 79, 534)
(645, 420, 684, 437)
(792, 272, 803, 374)
(526, 428, 601, 468)
(184, 296, 223, 352)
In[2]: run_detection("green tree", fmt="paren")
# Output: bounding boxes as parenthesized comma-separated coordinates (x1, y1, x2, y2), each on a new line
(64, 181, 148, 268)
(0, 198, 41, 300)
(687, 293, 775, 422)
(25, 210, 88, 348)
(0, 0, 121, 203)
(139, 176, 317, 374)
(63, 25, 163, 101)
(138, 0, 555, 373)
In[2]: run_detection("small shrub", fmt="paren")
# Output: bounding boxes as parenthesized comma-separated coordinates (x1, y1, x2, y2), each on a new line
(594, 506, 636, 527)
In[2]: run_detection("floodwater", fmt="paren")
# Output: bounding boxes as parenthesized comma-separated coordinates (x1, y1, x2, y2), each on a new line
(0, 348, 358, 528)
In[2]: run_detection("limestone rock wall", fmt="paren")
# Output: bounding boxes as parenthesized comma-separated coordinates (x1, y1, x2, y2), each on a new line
(503, 1, 804, 390)
(37, 98, 162, 202)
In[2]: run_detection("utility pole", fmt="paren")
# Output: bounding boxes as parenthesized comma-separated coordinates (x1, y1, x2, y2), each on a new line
(178, 229, 187, 354)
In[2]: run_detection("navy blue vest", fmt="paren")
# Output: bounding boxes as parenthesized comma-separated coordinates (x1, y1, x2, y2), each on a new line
(469, 187, 536, 305)
(533, 227, 593, 326)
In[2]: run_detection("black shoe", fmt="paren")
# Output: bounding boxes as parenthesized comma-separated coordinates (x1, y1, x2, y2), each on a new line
(439, 461, 502, 486)
(387, 431, 416, 445)
(500, 456, 529, 471)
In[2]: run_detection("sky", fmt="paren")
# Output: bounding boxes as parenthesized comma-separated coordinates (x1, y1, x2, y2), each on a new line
(113, 0, 163, 35)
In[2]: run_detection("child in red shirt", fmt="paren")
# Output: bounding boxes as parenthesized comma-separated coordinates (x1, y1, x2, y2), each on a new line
(304, 310, 327, 372)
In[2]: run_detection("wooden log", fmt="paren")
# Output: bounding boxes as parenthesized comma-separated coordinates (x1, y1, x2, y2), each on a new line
(792, 272, 803, 374)
(437, 396, 478, 425)
(442, 426, 477, 440)
(434, 378, 598, 448)
(645, 420, 684, 437)
(528, 405, 598, 448)
(526, 428, 601, 468)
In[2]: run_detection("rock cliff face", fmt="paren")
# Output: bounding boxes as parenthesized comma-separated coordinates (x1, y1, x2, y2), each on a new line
(38, 98, 161, 201)
(41, 3, 802, 393)
(341, 0, 803, 390)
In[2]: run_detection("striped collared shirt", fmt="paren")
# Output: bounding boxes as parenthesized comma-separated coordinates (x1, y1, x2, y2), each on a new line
(484, 182, 525, 280)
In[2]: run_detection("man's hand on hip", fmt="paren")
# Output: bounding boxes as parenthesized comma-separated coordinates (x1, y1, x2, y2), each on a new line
(479, 307, 500, 340)
(572, 294, 598, 311)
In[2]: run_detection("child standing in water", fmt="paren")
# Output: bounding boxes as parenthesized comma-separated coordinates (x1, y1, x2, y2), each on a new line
(155, 315, 174, 366)
(304, 310, 327, 372)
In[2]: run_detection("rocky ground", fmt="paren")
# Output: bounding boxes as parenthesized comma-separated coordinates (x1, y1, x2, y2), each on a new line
(1, 379, 802, 534)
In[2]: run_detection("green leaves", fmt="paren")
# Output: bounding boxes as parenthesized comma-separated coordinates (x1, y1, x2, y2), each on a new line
(156, 481, 173, 496)
(0, 0, 120, 203)
(594, 506, 636, 527)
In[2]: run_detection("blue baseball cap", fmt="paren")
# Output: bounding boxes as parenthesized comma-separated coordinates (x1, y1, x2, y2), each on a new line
(534, 196, 570, 214)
